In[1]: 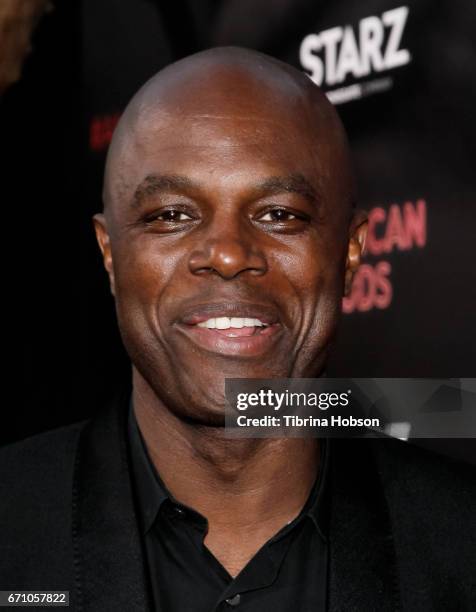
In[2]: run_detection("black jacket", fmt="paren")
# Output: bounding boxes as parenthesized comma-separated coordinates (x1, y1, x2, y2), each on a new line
(1, 397, 475, 611)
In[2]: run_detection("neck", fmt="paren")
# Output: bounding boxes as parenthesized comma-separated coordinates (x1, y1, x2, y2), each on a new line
(132, 371, 321, 576)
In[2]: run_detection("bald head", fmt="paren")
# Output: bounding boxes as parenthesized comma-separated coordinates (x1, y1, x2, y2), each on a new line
(103, 46, 355, 214)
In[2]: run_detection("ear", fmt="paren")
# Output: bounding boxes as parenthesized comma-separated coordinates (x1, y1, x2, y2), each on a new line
(344, 210, 368, 296)
(93, 213, 116, 296)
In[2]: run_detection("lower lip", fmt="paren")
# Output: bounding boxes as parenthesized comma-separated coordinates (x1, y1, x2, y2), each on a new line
(175, 324, 282, 358)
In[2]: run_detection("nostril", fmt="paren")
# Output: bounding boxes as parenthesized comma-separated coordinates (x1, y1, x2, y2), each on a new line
(249, 267, 266, 276)
(193, 266, 214, 275)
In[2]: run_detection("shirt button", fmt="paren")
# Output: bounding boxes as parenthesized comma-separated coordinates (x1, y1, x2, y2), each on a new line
(173, 506, 185, 516)
(225, 594, 241, 607)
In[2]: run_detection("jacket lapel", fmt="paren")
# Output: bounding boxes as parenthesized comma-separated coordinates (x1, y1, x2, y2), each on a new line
(72, 394, 152, 611)
(328, 439, 401, 611)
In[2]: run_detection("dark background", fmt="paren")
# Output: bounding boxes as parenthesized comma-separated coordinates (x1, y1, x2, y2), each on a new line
(3, 1, 475, 461)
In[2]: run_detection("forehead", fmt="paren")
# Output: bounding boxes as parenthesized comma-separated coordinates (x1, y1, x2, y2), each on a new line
(120, 107, 330, 193)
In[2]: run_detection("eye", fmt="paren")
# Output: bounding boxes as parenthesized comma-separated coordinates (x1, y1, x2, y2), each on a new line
(154, 209, 194, 222)
(138, 206, 198, 233)
(258, 208, 301, 222)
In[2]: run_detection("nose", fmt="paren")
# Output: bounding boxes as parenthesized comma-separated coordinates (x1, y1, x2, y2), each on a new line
(188, 231, 268, 280)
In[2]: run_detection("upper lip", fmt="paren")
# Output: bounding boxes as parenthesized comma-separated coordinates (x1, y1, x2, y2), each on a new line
(177, 302, 281, 326)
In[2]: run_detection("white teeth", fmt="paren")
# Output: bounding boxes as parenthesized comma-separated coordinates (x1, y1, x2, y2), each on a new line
(197, 317, 267, 329)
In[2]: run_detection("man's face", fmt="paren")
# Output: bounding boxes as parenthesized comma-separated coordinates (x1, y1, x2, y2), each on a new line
(95, 90, 362, 423)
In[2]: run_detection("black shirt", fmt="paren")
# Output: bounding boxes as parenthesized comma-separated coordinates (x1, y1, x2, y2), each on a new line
(127, 403, 329, 612)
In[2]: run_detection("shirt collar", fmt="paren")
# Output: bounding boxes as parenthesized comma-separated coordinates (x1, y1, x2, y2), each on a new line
(128, 399, 169, 534)
(127, 399, 330, 540)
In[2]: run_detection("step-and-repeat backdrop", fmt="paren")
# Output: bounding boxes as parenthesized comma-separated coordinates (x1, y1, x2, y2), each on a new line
(82, 0, 475, 376)
(5, 1, 475, 453)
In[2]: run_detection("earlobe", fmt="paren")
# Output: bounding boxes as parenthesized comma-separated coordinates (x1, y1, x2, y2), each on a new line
(92, 213, 116, 296)
(344, 212, 368, 296)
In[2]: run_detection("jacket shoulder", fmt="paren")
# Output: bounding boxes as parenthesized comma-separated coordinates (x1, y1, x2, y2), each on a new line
(370, 437, 476, 606)
(371, 436, 476, 499)
(0, 421, 88, 590)
(0, 421, 87, 491)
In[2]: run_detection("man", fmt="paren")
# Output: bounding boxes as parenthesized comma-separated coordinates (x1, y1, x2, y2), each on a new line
(1, 47, 475, 611)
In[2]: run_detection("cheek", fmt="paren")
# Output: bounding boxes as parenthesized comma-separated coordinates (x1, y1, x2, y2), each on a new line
(298, 266, 343, 339)
(275, 239, 345, 352)
(111, 242, 174, 342)
(113, 239, 177, 301)
(304, 258, 346, 331)
(274, 234, 346, 302)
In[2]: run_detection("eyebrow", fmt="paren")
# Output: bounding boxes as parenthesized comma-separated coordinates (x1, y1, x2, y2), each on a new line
(131, 172, 321, 209)
(256, 174, 321, 206)
(131, 174, 198, 209)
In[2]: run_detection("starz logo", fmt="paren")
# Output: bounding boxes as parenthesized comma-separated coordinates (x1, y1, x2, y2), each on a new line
(299, 5, 411, 104)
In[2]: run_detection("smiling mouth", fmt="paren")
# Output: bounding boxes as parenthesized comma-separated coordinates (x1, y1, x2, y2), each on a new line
(175, 304, 283, 358)
(196, 317, 270, 337)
